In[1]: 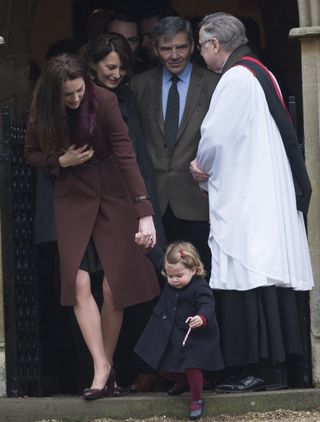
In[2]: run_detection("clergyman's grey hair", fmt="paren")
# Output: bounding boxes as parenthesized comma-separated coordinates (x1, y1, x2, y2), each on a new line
(151, 16, 194, 45)
(200, 13, 248, 52)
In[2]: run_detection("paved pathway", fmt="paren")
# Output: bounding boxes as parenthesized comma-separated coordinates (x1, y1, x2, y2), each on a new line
(34, 410, 320, 422)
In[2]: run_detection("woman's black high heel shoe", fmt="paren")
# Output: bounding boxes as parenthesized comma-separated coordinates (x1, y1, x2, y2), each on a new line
(104, 367, 116, 397)
(82, 367, 116, 400)
(82, 386, 106, 400)
(104, 368, 130, 397)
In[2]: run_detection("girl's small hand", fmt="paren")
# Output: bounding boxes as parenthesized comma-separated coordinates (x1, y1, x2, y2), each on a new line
(59, 144, 94, 168)
(135, 232, 141, 243)
(186, 315, 204, 329)
(138, 216, 156, 248)
(135, 232, 144, 245)
(135, 232, 152, 248)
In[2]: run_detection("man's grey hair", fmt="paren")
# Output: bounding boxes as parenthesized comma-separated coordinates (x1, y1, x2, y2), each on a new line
(151, 16, 194, 45)
(200, 13, 248, 52)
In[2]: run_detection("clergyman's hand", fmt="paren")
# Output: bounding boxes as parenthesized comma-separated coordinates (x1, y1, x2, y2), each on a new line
(190, 159, 208, 182)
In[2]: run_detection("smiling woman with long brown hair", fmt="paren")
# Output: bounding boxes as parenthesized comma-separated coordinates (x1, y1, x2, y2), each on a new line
(25, 53, 160, 400)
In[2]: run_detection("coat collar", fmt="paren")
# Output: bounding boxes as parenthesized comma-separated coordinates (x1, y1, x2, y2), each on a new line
(177, 64, 207, 139)
(148, 65, 164, 135)
(221, 45, 254, 75)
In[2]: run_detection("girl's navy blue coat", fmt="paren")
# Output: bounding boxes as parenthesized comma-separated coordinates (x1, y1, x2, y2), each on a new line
(134, 266, 224, 373)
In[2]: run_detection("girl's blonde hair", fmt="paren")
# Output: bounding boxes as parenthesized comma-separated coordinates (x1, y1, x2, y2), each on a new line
(162, 241, 207, 278)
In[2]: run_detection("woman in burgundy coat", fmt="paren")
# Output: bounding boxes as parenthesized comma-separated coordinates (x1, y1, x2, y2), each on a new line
(24, 53, 160, 399)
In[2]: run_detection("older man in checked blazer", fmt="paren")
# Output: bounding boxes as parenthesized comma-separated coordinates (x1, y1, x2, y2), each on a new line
(130, 16, 218, 273)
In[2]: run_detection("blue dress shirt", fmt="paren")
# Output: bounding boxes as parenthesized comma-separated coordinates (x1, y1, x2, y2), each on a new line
(162, 62, 192, 126)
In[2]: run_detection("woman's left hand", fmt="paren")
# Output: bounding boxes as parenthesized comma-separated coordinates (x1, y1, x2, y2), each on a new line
(59, 144, 94, 168)
(138, 216, 156, 248)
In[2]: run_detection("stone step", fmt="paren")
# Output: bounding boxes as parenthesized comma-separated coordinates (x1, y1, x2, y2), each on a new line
(1, 388, 320, 422)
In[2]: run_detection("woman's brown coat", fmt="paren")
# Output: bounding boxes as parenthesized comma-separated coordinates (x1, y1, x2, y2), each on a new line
(25, 84, 160, 308)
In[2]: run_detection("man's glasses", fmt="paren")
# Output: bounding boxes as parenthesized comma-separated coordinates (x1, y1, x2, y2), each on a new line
(197, 39, 212, 52)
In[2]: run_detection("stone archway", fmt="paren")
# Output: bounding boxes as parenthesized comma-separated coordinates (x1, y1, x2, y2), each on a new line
(290, 0, 320, 387)
(0, 0, 38, 112)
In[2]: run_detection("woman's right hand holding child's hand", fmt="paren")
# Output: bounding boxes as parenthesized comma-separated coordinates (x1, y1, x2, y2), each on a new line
(135, 231, 154, 248)
(59, 144, 94, 168)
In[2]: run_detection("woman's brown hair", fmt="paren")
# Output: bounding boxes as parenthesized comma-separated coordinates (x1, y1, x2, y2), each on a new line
(82, 32, 133, 84)
(30, 53, 92, 153)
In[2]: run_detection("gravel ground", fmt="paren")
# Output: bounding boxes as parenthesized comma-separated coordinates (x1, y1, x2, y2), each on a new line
(34, 409, 320, 421)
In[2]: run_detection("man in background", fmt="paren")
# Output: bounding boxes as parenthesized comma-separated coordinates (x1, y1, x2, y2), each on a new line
(104, 13, 144, 74)
(139, 8, 178, 68)
(131, 16, 218, 276)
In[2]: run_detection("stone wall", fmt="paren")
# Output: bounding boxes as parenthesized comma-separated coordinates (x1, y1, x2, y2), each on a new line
(291, 0, 320, 386)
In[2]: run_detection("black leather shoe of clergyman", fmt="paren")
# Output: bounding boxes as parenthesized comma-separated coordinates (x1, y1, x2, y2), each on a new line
(215, 375, 266, 393)
(167, 383, 189, 395)
(189, 400, 204, 420)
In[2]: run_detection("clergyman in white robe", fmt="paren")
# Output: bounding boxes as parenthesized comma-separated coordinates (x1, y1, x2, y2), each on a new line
(196, 65, 313, 293)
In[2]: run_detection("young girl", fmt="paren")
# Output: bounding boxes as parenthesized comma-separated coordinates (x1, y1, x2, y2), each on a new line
(134, 238, 224, 420)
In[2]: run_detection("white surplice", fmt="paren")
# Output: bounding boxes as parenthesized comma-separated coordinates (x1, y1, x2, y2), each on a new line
(196, 65, 313, 291)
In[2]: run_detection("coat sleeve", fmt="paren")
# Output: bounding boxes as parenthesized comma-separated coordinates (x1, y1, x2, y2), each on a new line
(98, 89, 154, 218)
(24, 125, 61, 177)
(193, 280, 215, 323)
(146, 244, 164, 272)
(126, 89, 155, 195)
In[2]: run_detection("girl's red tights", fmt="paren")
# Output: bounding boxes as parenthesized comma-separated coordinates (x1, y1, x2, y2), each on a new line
(160, 368, 203, 401)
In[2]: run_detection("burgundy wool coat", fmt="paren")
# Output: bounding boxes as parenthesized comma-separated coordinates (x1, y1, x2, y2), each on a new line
(25, 84, 160, 308)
